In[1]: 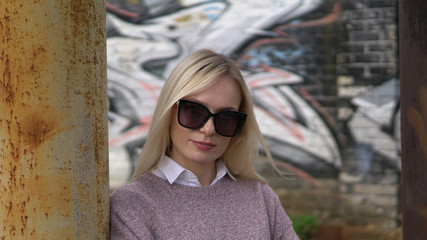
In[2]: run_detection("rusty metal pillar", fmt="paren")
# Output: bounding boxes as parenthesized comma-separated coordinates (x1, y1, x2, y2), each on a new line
(0, 1, 109, 239)
(399, 1, 427, 239)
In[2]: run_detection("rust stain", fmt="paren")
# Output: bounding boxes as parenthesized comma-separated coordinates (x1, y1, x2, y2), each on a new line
(17, 107, 60, 151)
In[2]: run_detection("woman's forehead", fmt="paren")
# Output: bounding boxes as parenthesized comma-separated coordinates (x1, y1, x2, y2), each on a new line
(183, 76, 242, 111)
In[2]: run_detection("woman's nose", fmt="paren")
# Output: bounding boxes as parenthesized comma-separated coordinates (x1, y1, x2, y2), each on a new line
(200, 117, 216, 136)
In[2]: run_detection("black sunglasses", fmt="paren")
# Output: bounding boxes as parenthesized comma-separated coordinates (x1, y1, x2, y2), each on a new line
(177, 99, 247, 137)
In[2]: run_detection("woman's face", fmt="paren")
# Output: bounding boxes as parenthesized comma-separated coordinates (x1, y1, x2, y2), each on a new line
(169, 75, 242, 171)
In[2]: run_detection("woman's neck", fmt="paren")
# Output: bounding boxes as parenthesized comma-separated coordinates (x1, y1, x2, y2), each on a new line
(191, 162, 217, 186)
(173, 157, 217, 186)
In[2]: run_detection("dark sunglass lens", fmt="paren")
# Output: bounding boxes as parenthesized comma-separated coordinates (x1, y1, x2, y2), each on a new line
(179, 101, 209, 129)
(215, 112, 246, 137)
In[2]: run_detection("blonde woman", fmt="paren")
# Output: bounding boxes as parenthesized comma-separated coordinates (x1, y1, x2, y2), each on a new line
(110, 49, 299, 239)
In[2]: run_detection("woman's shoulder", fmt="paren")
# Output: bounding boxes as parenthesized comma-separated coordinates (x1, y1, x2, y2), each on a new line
(110, 173, 164, 203)
(237, 178, 275, 192)
(237, 178, 282, 203)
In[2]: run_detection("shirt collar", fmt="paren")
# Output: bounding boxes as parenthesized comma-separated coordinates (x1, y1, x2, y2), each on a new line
(153, 156, 236, 186)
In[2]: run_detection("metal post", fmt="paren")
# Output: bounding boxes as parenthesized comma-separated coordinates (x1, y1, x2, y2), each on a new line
(0, 1, 109, 239)
(399, 1, 427, 239)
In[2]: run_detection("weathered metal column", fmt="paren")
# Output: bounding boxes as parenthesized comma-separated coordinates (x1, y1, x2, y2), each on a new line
(400, 1, 427, 239)
(0, 1, 109, 239)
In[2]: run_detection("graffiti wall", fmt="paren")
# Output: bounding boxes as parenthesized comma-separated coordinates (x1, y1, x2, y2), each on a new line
(107, 0, 398, 179)
(107, 0, 400, 227)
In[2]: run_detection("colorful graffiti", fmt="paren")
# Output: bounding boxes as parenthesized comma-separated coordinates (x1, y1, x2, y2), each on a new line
(106, 0, 400, 188)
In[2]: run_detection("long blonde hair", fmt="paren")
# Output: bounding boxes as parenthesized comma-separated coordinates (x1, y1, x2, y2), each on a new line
(131, 49, 275, 183)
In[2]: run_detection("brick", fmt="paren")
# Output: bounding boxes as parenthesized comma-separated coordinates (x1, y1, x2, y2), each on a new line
(368, 41, 395, 51)
(370, 66, 395, 75)
(366, 195, 398, 207)
(347, 19, 394, 31)
(340, 43, 365, 52)
(349, 31, 380, 41)
(353, 183, 398, 195)
(362, 21, 393, 31)
(346, 65, 365, 75)
(337, 53, 352, 64)
(368, 0, 396, 8)
(355, 53, 380, 63)
(350, 9, 381, 20)
(341, 193, 398, 208)
(338, 203, 389, 218)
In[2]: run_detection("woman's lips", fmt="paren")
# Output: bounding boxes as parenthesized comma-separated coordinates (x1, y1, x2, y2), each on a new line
(192, 140, 215, 150)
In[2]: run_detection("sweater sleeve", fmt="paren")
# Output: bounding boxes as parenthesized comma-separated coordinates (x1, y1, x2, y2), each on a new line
(261, 184, 300, 240)
(110, 209, 140, 240)
(110, 187, 155, 240)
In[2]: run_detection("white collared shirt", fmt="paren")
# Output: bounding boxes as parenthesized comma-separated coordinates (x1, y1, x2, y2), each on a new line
(151, 156, 236, 187)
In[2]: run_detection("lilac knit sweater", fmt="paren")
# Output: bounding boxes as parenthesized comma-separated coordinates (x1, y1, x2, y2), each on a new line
(110, 173, 299, 239)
